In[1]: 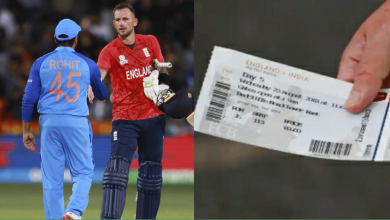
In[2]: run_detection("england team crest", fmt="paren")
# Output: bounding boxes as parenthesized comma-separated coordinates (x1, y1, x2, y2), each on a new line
(119, 55, 128, 65)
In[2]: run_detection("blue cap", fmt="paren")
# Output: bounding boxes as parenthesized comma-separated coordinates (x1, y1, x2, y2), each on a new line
(55, 19, 81, 41)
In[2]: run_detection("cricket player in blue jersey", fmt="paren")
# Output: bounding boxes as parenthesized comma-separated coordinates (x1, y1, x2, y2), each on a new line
(21, 19, 107, 219)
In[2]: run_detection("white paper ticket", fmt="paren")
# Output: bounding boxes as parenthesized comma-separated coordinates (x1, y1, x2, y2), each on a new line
(195, 46, 390, 161)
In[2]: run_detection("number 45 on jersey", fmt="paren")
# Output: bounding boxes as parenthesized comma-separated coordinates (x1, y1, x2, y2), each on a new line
(49, 72, 81, 103)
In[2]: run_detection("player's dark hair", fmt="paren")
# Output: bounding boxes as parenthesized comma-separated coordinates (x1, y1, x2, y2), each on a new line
(113, 3, 135, 16)
(56, 36, 76, 47)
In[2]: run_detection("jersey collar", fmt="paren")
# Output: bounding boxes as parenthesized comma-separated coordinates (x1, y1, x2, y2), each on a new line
(116, 34, 138, 50)
(55, 46, 76, 52)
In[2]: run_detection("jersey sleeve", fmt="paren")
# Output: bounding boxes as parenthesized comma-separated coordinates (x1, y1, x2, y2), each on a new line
(89, 62, 107, 101)
(97, 46, 112, 72)
(76, 53, 108, 101)
(150, 35, 164, 63)
(22, 60, 41, 122)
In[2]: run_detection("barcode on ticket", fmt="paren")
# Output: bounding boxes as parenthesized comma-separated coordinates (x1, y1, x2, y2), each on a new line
(309, 140, 352, 156)
(205, 81, 231, 123)
(363, 144, 373, 158)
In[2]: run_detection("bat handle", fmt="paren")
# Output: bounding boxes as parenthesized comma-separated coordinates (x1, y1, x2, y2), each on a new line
(156, 62, 172, 68)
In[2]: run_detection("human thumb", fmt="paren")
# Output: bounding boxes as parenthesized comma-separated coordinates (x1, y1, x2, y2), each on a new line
(344, 29, 390, 113)
(344, 71, 382, 113)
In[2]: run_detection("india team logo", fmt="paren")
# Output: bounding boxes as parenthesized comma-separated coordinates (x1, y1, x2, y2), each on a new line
(119, 55, 128, 65)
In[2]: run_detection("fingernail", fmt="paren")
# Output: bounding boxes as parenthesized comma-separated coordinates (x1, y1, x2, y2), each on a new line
(345, 90, 361, 108)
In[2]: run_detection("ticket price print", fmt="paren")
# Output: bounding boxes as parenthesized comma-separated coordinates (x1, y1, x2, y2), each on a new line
(194, 46, 390, 161)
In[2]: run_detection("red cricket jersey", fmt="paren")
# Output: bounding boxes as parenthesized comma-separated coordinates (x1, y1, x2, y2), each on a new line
(97, 34, 165, 121)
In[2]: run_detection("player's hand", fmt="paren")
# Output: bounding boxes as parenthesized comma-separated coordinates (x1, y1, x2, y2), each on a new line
(143, 70, 159, 102)
(338, 0, 390, 113)
(88, 85, 95, 104)
(23, 131, 36, 151)
(88, 85, 105, 104)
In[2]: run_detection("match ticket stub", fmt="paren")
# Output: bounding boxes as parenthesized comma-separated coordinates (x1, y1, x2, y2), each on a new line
(195, 46, 390, 161)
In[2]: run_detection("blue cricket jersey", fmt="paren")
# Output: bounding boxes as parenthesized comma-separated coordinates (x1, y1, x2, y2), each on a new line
(22, 47, 107, 122)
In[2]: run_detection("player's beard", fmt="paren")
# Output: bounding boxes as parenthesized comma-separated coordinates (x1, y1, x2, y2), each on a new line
(118, 27, 133, 38)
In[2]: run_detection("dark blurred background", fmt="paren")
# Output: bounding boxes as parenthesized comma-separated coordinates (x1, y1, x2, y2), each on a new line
(194, 0, 390, 218)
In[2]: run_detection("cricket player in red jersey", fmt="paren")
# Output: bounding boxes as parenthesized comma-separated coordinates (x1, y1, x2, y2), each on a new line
(88, 3, 171, 219)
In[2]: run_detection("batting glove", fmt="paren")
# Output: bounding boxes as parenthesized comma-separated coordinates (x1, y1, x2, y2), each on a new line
(143, 70, 159, 102)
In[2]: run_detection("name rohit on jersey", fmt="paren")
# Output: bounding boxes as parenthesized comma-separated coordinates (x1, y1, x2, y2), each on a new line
(49, 60, 80, 69)
(126, 65, 152, 80)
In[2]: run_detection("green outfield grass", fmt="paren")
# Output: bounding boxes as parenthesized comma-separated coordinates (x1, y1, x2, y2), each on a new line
(0, 183, 193, 219)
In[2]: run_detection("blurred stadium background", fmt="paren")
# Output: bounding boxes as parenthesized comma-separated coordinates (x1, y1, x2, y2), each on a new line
(0, 0, 194, 219)
(195, 0, 390, 219)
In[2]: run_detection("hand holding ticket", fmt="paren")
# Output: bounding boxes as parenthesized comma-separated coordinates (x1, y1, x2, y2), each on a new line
(195, 46, 390, 161)
(338, 0, 390, 114)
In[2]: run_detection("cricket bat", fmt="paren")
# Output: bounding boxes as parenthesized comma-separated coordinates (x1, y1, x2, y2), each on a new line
(153, 59, 172, 68)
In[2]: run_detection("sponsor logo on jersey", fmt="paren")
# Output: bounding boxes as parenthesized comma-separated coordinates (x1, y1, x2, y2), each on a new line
(27, 79, 32, 83)
(126, 65, 152, 80)
(119, 55, 128, 65)
(113, 131, 117, 141)
(143, 48, 150, 57)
